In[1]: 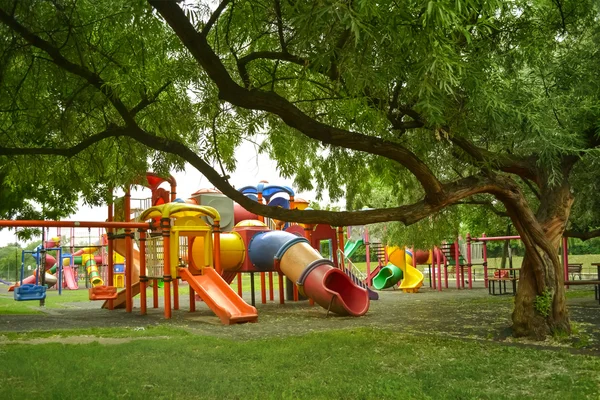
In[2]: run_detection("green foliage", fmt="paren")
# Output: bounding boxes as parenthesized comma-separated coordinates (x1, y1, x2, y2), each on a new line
(534, 289, 553, 318)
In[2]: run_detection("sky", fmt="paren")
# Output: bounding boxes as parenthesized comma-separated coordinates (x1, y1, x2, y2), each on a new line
(0, 139, 335, 247)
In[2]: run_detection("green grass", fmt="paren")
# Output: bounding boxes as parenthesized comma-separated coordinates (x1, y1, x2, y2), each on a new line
(1, 327, 599, 399)
(0, 325, 191, 341)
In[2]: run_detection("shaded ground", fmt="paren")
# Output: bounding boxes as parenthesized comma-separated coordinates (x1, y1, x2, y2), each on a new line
(1, 286, 599, 354)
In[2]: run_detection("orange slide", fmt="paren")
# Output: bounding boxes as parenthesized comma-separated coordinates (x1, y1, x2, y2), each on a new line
(179, 267, 257, 324)
(102, 238, 141, 309)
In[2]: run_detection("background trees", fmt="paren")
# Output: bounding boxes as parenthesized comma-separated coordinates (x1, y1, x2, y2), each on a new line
(0, 0, 598, 338)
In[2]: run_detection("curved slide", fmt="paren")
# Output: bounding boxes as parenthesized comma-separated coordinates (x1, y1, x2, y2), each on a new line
(387, 246, 424, 293)
(248, 231, 369, 316)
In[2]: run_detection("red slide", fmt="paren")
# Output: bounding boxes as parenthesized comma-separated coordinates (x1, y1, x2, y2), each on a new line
(62, 265, 78, 290)
(179, 267, 257, 325)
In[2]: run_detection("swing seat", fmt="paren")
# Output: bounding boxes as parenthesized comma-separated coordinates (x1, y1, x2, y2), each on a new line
(14, 284, 47, 301)
(89, 286, 118, 300)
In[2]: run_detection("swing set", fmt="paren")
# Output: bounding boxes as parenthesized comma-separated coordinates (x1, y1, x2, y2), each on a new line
(5, 220, 151, 304)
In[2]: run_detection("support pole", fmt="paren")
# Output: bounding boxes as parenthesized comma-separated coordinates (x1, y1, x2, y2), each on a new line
(482, 234, 488, 288)
(455, 240, 460, 289)
(268, 271, 274, 301)
(173, 278, 179, 310)
(337, 227, 345, 269)
(466, 233, 473, 290)
(124, 188, 132, 313)
(365, 227, 371, 286)
(107, 199, 114, 310)
(161, 217, 172, 319)
(189, 286, 196, 312)
(260, 272, 267, 304)
(250, 272, 256, 306)
(436, 247, 442, 292)
(278, 272, 284, 304)
(139, 230, 147, 316)
(431, 248, 436, 289)
(237, 273, 243, 297)
(153, 279, 159, 308)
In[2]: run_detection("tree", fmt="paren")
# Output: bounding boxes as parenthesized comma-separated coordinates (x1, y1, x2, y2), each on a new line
(0, 0, 599, 338)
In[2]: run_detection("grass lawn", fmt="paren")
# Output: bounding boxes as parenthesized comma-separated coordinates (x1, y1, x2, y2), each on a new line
(1, 326, 599, 399)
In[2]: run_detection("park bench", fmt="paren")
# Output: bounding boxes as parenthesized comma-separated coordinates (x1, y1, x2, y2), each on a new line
(488, 277, 518, 296)
(567, 264, 583, 280)
(564, 280, 600, 304)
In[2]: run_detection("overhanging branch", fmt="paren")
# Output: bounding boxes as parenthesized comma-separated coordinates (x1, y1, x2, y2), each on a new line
(0, 7, 135, 126)
(148, 0, 444, 198)
(564, 229, 600, 241)
(0, 127, 507, 227)
(451, 136, 539, 183)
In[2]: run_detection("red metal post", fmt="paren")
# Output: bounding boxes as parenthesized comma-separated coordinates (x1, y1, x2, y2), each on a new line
(364, 227, 371, 286)
(482, 233, 488, 288)
(189, 286, 196, 312)
(107, 199, 114, 310)
(173, 278, 179, 310)
(161, 218, 172, 319)
(260, 272, 266, 304)
(268, 271, 274, 301)
(431, 248, 436, 289)
(139, 230, 147, 315)
(337, 227, 345, 269)
(466, 233, 472, 290)
(455, 240, 460, 289)
(124, 189, 133, 313)
(293, 283, 299, 302)
(153, 280, 159, 308)
(278, 272, 285, 304)
(237, 273, 243, 297)
(436, 247, 442, 292)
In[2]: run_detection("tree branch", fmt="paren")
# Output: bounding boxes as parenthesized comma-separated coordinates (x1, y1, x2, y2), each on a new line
(564, 229, 600, 241)
(201, 0, 230, 36)
(455, 200, 508, 217)
(149, 0, 445, 198)
(0, 7, 135, 126)
(451, 136, 539, 183)
(130, 80, 172, 117)
(0, 126, 509, 227)
(0, 125, 129, 157)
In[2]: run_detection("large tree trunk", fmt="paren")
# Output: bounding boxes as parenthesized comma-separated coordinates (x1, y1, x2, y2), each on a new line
(510, 180, 574, 339)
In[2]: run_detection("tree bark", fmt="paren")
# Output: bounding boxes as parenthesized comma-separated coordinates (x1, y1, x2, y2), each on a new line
(510, 179, 574, 339)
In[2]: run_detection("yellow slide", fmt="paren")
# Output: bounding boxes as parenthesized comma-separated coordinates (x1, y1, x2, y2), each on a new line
(387, 246, 424, 293)
(101, 238, 141, 309)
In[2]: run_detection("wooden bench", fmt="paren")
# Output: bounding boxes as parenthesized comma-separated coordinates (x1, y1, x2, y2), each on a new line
(567, 264, 583, 280)
(565, 280, 600, 304)
(488, 277, 518, 296)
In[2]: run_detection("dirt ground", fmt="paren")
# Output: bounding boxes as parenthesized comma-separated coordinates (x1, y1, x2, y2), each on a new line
(1, 287, 599, 354)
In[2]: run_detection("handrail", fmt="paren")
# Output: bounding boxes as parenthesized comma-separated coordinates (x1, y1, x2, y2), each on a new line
(337, 248, 367, 281)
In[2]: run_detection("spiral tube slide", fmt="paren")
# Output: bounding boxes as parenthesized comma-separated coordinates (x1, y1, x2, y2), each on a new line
(248, 231, 369, 316)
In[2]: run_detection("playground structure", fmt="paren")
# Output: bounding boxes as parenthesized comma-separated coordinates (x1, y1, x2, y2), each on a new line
(3, 173, 372, 325)
(5, 170, 594, 323)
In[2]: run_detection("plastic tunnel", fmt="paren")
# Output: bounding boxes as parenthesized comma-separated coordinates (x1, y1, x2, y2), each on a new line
(248, 231, 369, 316)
